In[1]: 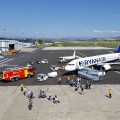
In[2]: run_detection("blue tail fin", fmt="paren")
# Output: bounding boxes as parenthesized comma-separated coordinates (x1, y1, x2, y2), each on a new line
(114, 44, 120, 53)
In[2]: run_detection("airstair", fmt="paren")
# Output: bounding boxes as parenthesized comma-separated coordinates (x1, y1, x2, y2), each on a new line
(76, 65, 105, 82)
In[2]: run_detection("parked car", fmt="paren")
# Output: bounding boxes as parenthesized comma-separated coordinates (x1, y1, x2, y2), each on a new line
(41, 59, 48, 63)
(50, 65, 62, 71)
(28, 61, 40, 65)
(34, 61, 40, 64)
(28, 62, 34, 65)
(37, 74, 48, 81)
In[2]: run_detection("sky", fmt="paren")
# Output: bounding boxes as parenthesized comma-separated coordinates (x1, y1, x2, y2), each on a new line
(0, 0, 120, 38)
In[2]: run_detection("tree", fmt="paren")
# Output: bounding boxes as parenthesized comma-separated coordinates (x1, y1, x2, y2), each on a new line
(38, 39, 42, 44)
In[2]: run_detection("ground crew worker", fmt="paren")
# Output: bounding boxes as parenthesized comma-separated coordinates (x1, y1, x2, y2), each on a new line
(109, 89, 112, 98)
(92, 66, 94, 69)
(62, 66, 64, 71)
(33, 71, 36, 77)
(62, 65, 65, 71)
(68, 76, 70, 83)
(31, 72, 33, 78)
(24, 87, 26, 96)
(21, 84, 23, 91)
(58, 77, 61, 84)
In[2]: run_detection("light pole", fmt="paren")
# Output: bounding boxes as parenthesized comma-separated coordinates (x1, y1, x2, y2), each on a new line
(3, 29, 6, 51)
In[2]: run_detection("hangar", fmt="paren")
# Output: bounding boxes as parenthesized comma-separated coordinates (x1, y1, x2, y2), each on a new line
(0, 40, 24, 51)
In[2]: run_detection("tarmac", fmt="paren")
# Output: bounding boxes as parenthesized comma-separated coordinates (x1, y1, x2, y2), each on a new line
(1, 47, 120, 86)
(0, 85, 120, 120)
(20, 48, 37, 52)
(0, 47, 120, 120)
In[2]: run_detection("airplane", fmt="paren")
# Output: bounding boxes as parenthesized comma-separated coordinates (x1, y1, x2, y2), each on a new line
(65, 44, 120, 71)
(58, 50, 75, 63)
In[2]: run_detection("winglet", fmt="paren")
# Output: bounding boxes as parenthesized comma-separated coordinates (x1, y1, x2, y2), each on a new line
(114, 44, 120, 53)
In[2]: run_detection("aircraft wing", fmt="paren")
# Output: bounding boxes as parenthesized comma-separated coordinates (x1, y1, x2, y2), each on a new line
(97, 62, 120, 66)
(75, 56, 82, 59)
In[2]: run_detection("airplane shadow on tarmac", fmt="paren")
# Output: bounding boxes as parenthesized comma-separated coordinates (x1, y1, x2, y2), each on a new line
(111, 69, 120, 71)
(62, 70, 78, 76)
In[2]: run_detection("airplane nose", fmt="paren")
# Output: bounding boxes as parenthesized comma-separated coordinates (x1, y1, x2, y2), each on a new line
(65, 66, 69, 71)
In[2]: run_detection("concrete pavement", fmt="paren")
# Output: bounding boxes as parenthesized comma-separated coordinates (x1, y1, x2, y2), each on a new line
(43, 47, 115, 50)
(0, 85, 120, 120)
(20, 48, 38, 52)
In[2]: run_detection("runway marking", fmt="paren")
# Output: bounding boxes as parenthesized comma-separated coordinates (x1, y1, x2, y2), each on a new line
(115, 71, 120, 74)
(1, 64, 18, 66)
(0, 58, 9, 62)
(0, 58, 14, 64)
(76, 51, 87, 57)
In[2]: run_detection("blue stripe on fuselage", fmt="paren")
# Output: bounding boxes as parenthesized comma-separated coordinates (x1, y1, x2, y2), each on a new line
(83, 57, 106, 66)
(87, 58, 119, 67)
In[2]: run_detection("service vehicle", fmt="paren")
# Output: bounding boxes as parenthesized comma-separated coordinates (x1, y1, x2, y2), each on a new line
(50, 65, 62, 71)
(7, 49, 18, 54)
(37, 74, 48, 81)
(41, 59, 48, 63)
(77, 66, 105, 82)
(0, 66, 36, 82)
(58, 50, 75, 63)
(26, 64, 32, 68)
(48, 71, 57, 78)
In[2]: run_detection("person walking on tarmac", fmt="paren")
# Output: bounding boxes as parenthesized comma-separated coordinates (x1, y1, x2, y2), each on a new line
(92, 66, 94, 70)
(31, 72, 34, 78)
(58, 77, 61, 84)
(67, 76, 70, 83)
(29, 99, 33, 110)
(62, 65, 65, 71)
(24, 87, 26, 96)
(109, 89, 112, 98)
(21, 84, 23, 91)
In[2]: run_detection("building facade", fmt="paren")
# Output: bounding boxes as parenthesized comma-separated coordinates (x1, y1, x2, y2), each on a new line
(0, 40, 24, 51)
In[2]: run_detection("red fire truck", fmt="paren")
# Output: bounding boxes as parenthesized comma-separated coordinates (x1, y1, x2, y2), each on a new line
(0, 66, 36, 82)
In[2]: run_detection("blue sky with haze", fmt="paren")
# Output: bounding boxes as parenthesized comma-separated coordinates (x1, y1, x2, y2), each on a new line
(0, 0, 120, 38)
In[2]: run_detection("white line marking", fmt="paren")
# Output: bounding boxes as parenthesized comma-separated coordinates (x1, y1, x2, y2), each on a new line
(76, 51, 87, 57)
(0, 58, 9, 63)
(0, 59, 14, 65)
(115, 71, 120, 74)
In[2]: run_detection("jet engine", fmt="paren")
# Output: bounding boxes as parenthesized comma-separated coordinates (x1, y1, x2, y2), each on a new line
(101, 64, 111, 71)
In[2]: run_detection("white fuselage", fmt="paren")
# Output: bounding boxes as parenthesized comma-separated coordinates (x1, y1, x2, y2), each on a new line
(58, 56, 75, 62)
(65, 53, 120, 71)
